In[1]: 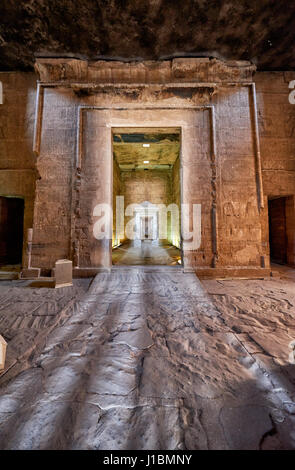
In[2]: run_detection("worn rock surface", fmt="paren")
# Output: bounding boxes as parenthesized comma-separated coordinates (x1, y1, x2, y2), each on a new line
(0, 278, 92, 380)
(0, 1, 295, 71)
(0, 267, 294, 449)
(202, 265, 295, 373)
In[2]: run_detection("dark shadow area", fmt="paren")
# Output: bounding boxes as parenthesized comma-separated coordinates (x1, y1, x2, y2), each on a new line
(0, 196, 24, 266)
(268, 196, 287, 264)
(268, 195, 295, 267)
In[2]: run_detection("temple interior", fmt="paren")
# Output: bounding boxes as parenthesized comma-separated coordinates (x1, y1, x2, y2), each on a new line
(0, 0, 295, 452)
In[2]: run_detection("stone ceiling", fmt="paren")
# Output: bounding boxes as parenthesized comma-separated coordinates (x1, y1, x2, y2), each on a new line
(0, 1, 295, 71)
(113, 129, 180, 170)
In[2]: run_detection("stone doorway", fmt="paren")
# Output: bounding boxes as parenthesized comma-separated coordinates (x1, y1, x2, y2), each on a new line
(268, 196, 295, 266)
(0, 196, 24, 267)
(112, 127, 182, 266)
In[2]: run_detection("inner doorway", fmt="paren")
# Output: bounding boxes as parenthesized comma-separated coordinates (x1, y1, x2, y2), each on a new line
(112, 127, 182, 266)
(0, 196, 24, 266)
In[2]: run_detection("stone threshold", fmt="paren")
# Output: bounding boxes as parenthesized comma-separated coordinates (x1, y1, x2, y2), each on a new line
(73, 265, 184, 276)
(73, 265, 274, 279)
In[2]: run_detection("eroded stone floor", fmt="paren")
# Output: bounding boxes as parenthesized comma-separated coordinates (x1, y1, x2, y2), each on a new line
(112, 240, 181, 265)
(202, 266, 295, 369)
(0, 278, 92, 380)
(0, 267, 294, 450)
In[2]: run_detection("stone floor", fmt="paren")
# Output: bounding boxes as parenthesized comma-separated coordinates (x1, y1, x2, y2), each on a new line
(0, 278, 92, 378)
(112, 239, 181, 265)
(0, 266, 294, 449)
(202, 264, 295, 368)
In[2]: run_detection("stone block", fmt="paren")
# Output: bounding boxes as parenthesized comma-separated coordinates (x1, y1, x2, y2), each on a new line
(54, 259, 73, 288)
(289, 340, 295, 364)
(20, 267, 41, 279)
(0, 335, 7, 371)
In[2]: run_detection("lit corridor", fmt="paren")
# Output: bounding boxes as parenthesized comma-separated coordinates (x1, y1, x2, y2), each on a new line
(112, 240, 181, 266)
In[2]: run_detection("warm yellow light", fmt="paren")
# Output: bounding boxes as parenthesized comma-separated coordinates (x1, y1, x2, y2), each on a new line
(143, 160, 149, 164)
(143, 143, 150, 148)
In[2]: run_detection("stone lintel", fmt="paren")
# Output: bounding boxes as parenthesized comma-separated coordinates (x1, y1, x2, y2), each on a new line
(34, 57, 256, 85)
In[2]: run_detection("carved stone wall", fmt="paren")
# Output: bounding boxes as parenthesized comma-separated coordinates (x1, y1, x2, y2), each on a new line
(3, 59, 293, 275)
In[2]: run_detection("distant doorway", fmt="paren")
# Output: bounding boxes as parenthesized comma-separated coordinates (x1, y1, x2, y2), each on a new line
(141, 216, 153, 239)
(0, 196, 24, 266)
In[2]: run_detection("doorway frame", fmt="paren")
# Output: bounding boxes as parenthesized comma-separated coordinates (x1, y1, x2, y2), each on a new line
(74, 105, 217, 271)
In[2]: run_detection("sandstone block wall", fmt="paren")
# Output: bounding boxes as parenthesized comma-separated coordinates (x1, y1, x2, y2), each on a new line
(213, 85, 263, 268)
(121, 167, 181, 246)
(122, 169, 172, 208)
(256, 72, 295, 266)
(0, 72, 37, 267)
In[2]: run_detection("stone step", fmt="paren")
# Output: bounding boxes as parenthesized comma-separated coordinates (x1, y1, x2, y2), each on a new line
(0, 271, 19, 280)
